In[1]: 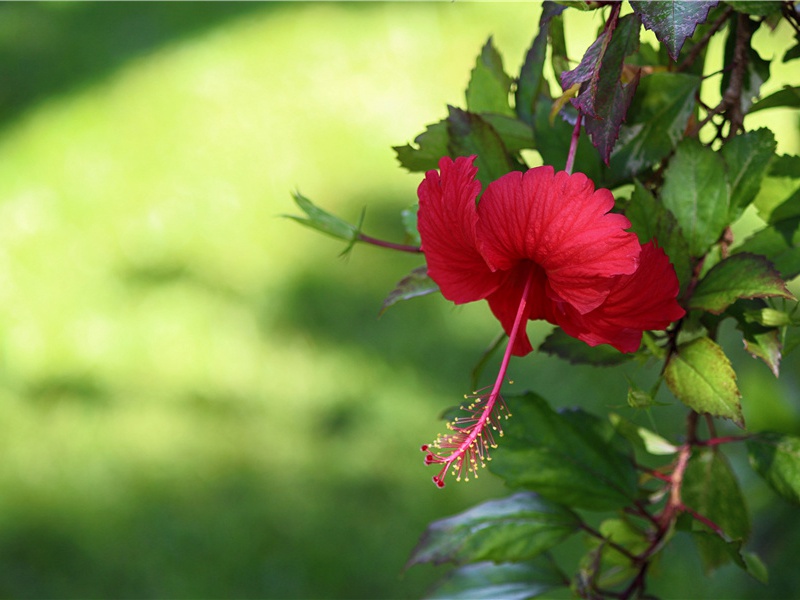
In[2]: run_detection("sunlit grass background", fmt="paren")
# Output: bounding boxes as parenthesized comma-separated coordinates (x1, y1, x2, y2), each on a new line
(0, 3, 797, 599)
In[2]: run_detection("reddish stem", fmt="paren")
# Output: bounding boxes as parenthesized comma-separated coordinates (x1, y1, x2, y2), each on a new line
(357, 233, 422, 253)
(565, 112, 583, 175)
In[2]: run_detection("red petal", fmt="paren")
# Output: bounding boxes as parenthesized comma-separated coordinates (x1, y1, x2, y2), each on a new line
(417, 156, 503, 304)
(476, 167, 640, 313)
(555, 242, 686, 352)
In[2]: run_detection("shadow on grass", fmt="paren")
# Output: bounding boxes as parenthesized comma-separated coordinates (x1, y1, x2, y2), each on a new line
(0, 2, 273, 131)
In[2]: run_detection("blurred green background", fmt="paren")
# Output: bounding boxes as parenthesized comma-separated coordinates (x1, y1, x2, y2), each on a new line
(0, 2, 797, 599)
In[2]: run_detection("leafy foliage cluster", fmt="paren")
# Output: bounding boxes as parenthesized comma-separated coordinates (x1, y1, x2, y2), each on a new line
(289, 1, 800, 597)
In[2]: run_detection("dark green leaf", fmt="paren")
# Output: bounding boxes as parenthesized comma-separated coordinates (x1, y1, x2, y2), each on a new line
(490, 394, 638, 510)
(539, 327, 632, 366)
(447, 107, 524, 188)
(689, 532, 769, 583)
(664, 336, 743, 427)
(408, 492, 580, 567)
(661, 138, 730, 257)
(727, 1, 782, 17)
(607, 72, 700, 186)
(425, 557, 568, 600)
(769, 154, 800, 178)
(285, 191, 358, 243)
(784, 33, 800, 62)
(626, 181, 692, 289)
(722, 129, 777, 221)
(466, 38, 514, 117)
(629, 0, 718, 60)
(549, 12, 569, 82)
(515, 2, 565, 125)
(749, 85, 800, 113)
(480, 114, 536, 153)
(747, 432, 800, 505)
(683, 448, 751, 543)
(689, 253, 795, 314)
(394, 120, 449, 173)
(381, 266, 438, 315)
(401, 206, 420, 246)
(736, 216, 800, 280)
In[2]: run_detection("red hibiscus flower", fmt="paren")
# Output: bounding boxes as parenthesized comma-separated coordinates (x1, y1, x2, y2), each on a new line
(417, 155, 684, 487)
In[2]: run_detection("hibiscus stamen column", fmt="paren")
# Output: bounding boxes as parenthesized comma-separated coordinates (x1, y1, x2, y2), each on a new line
(422, 266, 536, 487)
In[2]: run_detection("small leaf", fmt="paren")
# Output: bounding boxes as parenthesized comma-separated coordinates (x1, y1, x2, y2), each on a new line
(401, 206, 421, 246)
(381, 266, 439, 314)
(285, 191, 358, 243)
(626, 180, 692, 289)
(447, 107, 525, 188)
(466, 38, 515, 117)
(629, 0, 718, 60)
(661, 138, 730, 258)
(408, 492, 580, 567)
(425, 557, 567, 600)
(580, 518, 650, 588)
(736, 217, 800, 280)
(747, 432, 800, 505)
(490, 394, 638, 510)
(394, 120, 449, 173)
(609, 413, 678, 455)
(664, 337, 743, 427)
(722, 129, 777, 221)
(748, 85, 800, 113)
(607, 72, 700, 186)
(515, 2, 565, 125)
(688, 253, 795, 314)
(539, 327, 632, 366)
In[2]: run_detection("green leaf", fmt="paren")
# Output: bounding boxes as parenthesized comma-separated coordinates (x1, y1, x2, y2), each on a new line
(736, 217, 800, 280)
(747, 432, 800, 505)
(683, 448, 751, 543)
(425, 557, 567, 600)
(490, 394, 638, 510)
(401, 206, 420, 246)
(580, 518, 650, 588)
(688, 533, 769, 583)
(626, 180, 692, 289)
(534, 100, 604, 184)
(661, 138, 730, 257)
(688, 253, 795, 314)
(480, 114, 536, 153)
(727, 0, 782, 17)
(285, 191, 358, 243)
(408, 492, 580, 567)
(539, 327, 632, 366)
(607, 72, 700, 186)
(629, 0, 718, 60)
(466, 38, 514, 117)
(609, 413, 678, 455)
(394, 120, 449, 173)
(722, 129, 777, 221)
(515, 2, 565, 125)
(749, 85, 800, 113)
(447, 107, 524, 188)
(381, 266, 438, 315)
(664, 337, 743, 427)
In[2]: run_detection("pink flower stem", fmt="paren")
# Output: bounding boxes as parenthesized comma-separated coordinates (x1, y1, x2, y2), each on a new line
(356, 233, 422, 253)
(564, 111, 583, 175)
(424, 266, 536, 486)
